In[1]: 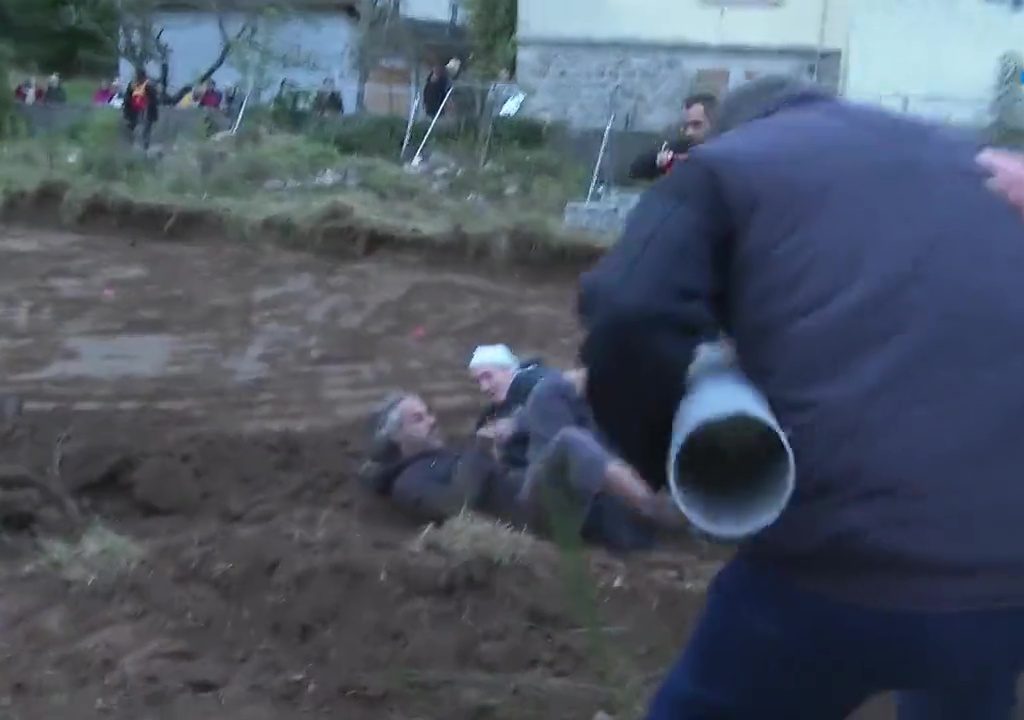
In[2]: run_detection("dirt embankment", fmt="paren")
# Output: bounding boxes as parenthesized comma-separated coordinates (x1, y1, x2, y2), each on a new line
(0, 214, 899, 719)
(0, 180, 607, 271)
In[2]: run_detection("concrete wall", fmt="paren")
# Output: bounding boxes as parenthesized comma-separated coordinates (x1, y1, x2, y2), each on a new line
(845, 0, 1024, 125)
(518, 0, 850, 51)
(517, 42, 840, 132)
(118, 11, 360, 108)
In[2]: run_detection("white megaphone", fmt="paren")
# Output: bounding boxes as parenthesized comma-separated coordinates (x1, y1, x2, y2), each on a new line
(667, 342, 795, 541)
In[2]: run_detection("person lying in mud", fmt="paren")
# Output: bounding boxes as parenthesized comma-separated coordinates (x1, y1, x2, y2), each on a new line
(519, 369, 683, 552)
(468, 343, 551, 472)
(361, 392, 525, 524)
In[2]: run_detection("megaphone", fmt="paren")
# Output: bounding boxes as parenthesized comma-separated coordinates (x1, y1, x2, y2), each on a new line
(667, 343, 795, 541)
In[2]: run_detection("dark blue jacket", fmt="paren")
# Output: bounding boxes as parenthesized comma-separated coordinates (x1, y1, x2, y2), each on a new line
(580, 95, 1024, 610)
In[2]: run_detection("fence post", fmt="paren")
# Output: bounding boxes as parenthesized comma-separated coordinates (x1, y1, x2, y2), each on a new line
(400, 92, 422, 161)
(586, 112, 616, 204)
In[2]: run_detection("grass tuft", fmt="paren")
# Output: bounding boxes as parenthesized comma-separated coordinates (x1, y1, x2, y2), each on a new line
(32, 522, 145, 584)
(409, 509, 537, 566)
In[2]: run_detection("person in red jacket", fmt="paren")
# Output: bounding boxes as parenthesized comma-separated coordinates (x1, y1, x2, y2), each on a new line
(123, 69, 160, 150)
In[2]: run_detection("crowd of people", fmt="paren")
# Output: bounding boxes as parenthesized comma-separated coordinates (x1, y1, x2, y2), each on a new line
(12, 73, 66, 105)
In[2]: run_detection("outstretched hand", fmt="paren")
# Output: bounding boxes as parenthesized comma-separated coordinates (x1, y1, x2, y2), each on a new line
(977, 148, 1024, 218)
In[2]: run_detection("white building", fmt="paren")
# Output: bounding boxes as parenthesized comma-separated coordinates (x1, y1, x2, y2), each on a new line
(516, 0, 850, 132)
(844, 0, 1024, 125)
(118, 1, 362, 107)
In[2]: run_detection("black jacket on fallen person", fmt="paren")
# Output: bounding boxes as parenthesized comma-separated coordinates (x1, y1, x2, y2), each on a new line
(363, 448, 463, 523)
(362, 442, 522, 523)
(579, 91, 1024, 611)
(628, 137, 693, 181)
(476, 359, 551, 470)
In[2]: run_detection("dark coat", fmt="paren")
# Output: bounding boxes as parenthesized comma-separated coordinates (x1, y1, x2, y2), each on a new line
(628, 137, 694, 181)
(580, 94, 1024, 611)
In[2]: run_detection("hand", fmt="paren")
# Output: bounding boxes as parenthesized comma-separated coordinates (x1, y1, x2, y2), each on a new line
(977, 148, 1024, 219)
(476, 418, 515, 442)
(656, 149, 675, 169)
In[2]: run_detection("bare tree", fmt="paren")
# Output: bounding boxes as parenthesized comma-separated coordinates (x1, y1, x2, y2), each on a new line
(63, 0, 261, 97)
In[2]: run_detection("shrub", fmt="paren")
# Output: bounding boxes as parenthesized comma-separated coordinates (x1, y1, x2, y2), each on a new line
(316, 115, 461, 158)
(489, 117, 546, 149)
(75, 111, 146, 182)
(0, 43, 19, 139)
(200, 133, 342, 195)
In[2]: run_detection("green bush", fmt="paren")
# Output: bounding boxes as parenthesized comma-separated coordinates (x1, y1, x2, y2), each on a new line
(200, 133, 342, 195)
(315, 116, 461, 158)
(489, 117, 547, 149)
(0, 43, 18, 139)
(75, 111, 146, 182)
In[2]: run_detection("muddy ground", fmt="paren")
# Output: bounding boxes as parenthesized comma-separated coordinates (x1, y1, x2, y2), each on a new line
(0, 223, 899, 719)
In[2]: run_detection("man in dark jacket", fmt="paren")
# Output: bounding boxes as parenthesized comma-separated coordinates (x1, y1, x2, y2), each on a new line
(629, 93, 716, 181)
(123, 69, 160, 150)
(362, 392, 523, 523)
(580, 74, 1024, 718)
(628, 136, 694, 181)
(423, 62, 452, 119)
(469, 344, 550, 471)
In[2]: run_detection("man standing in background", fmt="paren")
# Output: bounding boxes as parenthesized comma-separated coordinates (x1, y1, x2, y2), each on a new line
(123, 69, 160, 151)
(629, 93, 717, 180)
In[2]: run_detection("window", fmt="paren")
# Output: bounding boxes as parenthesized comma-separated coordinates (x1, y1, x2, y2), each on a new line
(693, 68, 731, 98)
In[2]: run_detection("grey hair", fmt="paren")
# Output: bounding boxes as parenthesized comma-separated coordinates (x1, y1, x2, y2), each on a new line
(713, 74, 834, 137)
(368, 392, 409, 463)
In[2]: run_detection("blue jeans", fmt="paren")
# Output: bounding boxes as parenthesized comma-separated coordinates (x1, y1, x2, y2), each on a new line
(647, 557, 1024, 719)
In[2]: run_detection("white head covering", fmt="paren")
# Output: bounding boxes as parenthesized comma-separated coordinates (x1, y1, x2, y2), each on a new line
(468, 344, 519, 371)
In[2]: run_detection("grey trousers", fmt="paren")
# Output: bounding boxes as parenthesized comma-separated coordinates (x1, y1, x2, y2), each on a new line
(519, 427, 613, 530)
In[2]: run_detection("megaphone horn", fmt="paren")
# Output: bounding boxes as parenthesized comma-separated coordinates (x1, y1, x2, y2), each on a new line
(667, 342, 795, 542)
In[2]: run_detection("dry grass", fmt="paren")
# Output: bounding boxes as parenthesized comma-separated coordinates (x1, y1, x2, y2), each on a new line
(31, 522, 144, 584)
(409, 509, 538, 566)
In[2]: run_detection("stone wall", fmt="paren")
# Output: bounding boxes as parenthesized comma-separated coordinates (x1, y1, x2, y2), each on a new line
(563, 190, 641, 238)
(517, 40, 841, 132)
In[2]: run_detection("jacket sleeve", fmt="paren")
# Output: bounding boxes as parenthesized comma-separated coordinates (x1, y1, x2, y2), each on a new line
(628, 149, 662, 181)
(578, 160, 730, 489)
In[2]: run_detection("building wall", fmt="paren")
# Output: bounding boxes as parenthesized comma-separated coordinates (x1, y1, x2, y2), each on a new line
(515, 0, 846, 131)
(517, 42, 839, 132)
(845, 0, 1024, 125)
(401, 0, 464, 24)
(118, 11, 360, 108)
(519, 0, 850, 51)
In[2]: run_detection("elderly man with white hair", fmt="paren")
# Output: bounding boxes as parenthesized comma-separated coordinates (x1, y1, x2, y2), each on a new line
(468, 343, 551, 473)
